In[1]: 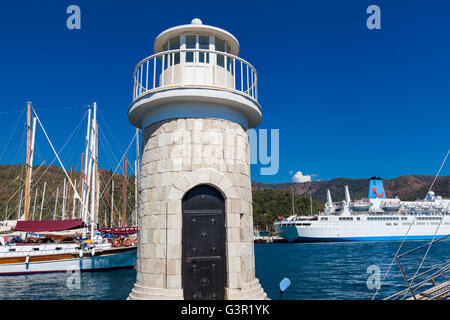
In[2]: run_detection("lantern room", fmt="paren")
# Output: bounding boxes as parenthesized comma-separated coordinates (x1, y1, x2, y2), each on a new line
(128, 18, 261, 130)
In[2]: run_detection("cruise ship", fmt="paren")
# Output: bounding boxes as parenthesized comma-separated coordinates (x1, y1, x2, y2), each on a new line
(274, 178, 450, 242)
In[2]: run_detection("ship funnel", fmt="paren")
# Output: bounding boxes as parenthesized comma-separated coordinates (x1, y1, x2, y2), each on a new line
(344, 185, 351, 204)
(368, 177, 386, 199)
(327, 189, 332, 205)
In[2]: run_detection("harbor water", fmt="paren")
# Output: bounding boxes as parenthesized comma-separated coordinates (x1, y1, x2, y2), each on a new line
(1, 240, 449, 300)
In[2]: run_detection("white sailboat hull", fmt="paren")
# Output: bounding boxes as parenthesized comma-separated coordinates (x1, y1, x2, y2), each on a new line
(0, 246, 137, 275)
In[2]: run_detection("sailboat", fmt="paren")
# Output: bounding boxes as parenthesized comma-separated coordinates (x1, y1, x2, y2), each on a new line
(0, 102, 137, 275)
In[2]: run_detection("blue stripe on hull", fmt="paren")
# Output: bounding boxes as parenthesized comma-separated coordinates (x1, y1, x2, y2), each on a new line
(292, 235, 449, 243)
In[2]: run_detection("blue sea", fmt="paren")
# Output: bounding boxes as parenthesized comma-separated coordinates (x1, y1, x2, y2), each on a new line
(1, 240, 449, 300)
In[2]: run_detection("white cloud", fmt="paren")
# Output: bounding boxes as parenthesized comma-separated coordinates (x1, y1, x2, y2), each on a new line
(292, 171, 312, 183)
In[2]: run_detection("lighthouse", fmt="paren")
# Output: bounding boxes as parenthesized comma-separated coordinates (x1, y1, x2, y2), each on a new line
(128, 18, 267, 300)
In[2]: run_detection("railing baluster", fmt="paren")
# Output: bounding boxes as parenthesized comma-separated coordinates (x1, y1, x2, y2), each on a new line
(246, 64, 249, 95)
(146, 60, 149, 91)
(161, 53, 165, 87)
(214, 54, 217, 86)
(240, 60, 243, 92)
(153, 58, 156, 89)
(233, 58, 236, 89)
(140, 64, 143, 95)
(251, 70, 254, 98)
(171, 52, 174, 85)
(224, 55, 227, 88)
(193, 50, 196, 84)
(134, 72, 136, 98)
(255, 73, 258, 101)
(136, 69, 140, 96)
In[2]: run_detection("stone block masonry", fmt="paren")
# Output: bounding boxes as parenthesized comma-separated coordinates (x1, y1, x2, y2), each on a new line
(128, 117, 267, 300)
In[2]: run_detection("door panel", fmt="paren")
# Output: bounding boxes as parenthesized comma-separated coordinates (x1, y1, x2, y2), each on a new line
(182, 185, 226, 300)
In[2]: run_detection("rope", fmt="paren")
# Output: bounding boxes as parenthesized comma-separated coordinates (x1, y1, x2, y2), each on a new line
(402, 200, 450, 299)
(31, 106, 91, 221)
(0, 106, 26, 162)
(373, 149, 449, 300)
(403, 149, 450, 297)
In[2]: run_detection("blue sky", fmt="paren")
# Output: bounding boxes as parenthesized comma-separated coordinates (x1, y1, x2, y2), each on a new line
(0, 0, 449, 183)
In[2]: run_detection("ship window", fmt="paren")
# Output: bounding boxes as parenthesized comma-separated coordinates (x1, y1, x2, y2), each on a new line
(186, 35, 196, 63)
(199, 35, 209, 63)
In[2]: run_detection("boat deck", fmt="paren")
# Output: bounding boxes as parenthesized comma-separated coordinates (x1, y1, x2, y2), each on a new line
(408, 280, 450, 300)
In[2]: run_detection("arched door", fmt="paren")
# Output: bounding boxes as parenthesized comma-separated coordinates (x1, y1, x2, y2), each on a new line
(182, 185, 226, 300)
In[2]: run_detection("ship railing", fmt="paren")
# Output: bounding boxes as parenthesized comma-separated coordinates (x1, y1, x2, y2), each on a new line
(132, 48, 259, 106)
(0, 242, 110, 257)
(384, 234, 450, 300)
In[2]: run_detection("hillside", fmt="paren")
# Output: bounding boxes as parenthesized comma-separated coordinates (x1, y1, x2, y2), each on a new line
(1, 164, 448, 232)
(0, 164, 136, 226)
(252, 175, 450, 203)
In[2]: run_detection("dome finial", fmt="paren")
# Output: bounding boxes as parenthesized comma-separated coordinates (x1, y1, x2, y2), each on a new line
(191, 18, 202, 25)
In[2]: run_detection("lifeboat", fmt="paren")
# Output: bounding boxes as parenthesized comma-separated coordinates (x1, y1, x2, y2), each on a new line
(350, 200, 371, 211)
(381, 201, 401, 211)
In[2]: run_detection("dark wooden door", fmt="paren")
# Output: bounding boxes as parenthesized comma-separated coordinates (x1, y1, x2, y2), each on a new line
(182, 185, 226, 300)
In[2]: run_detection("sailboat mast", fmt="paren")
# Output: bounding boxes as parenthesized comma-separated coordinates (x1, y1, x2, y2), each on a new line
(111, 177, 114, 227)
(68, 165, 74, 219)
(18, 189, 23, 220)
(135, 128, 140, 226)
(32, 187, 38, 220)
(81, 108, 92, 225)
(39, 181, 46, 220)
(72, 179, 77, 219)
(79, 153, 84, 219)
(95, 120, 99, 227)
(89, 102, 97, 240)
(134, 160, 137, 226)
(61, 178, 66, 220)
(310, 195, 313, 216)
(24, 102, 34, 221)
(53, 186, 59, 220)
(122, 155, 127, 227)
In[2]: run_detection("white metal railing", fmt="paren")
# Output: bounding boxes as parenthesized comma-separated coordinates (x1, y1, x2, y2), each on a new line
(132, 49, 259, 105)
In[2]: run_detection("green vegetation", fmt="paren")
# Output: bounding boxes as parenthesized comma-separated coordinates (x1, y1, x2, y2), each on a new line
(252, 189, 324, 233)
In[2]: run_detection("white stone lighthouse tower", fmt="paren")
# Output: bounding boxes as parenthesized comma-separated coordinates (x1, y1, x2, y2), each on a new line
(128, 18, 267, 300)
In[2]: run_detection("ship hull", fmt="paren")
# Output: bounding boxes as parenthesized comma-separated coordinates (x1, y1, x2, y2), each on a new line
(0, 246, 137, 275)
(274, 217, 450, 243)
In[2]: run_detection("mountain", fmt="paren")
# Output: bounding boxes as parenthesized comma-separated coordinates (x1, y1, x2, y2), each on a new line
(252, 175, 450, 203)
